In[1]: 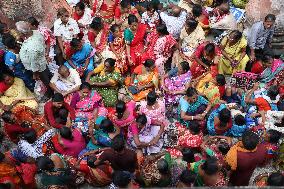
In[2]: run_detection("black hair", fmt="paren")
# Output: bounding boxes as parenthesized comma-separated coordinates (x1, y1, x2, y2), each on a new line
(242, 130, 259, 150)
(157, 159, 169, 174)
(146, 3, 155, 11)
(57, 7, 69, 17)
(216, 74, 226, 86)
(0, 69, 14, 81)
(179, 169, 196, 186)
(265, 14, 276, 22)
(112, 135, 125, 152)
(267, 172, 284, 186)
(181, 148, 195, 163)
(0, 152, 5, 162)
(112, 171, 131, 187)
(267, 130, 282, 144)
(234, 114, 246, 126)
(192, 4, 202, 17)
(1, 111, 14, 124)
(201, 157, 219, 176)
(52, 93, 64, 102)
(75, 1, 85, 10)
(70, 38, 81, 49)
(189, 121, 200, 135)
(80, 82, 91, 90)
(204, 43, 215, 55)
(128, 14, 138, 25)
(23, 130, 37, 144)
(136, 114, 147, 125)
(59, 126, 74, 140)
(27, 16, 40, 27)
(36, 156, 55, 172)
(156, 24, 169, 35)
(180, 61, 190, 72)
(3, 34, 16, 49)
(105, 58, 116, 67)
(267, 86, 279, 101)
(100, 118, 115, 133)
(87, 156, 97, 168)
(186, 18, 198, 31)
(0, 22, 7, 34)
(146, 90, 157, 106)
(120, 0, 131, 8)
(230, 30, 242, 41)
(218, 142, 230, 155)
(116, 100, 126, 119)
(110, 24, 119, 33)
(0, 183, 11, 189)
(219, 108, 231, 128)
(90, 17, 103, 31)
(186, 87, 197, 97)
(144, 59, 155, 68)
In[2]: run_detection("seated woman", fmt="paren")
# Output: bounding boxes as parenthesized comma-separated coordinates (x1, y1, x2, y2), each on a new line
(3, 34, 34, 91)
(108, 100, 137, 136)
(86, 58, 123, 107)
(0, 71, 38, 114)
(124, 15, 147, 71)
(125, 59, 159, 102)
(218, 30, 249, 75)
(64, 38, 94, 77)
(142, 24, 177, 76)
(162, 61, 191, 104)
(190, 42, 221, 79)
(52, 126, 86, 158)
(87, 17, 115, 63)
(70, 82, 107, 134)
(172, 18, 205, 67)
(128, 114, 165, 154)
(87, 118, 120, 150)
(207, 104, 233, 136)
(139, 91, 170, 128)
(190, 157, 227, 186)
(191, 4, 210, 34)
(108, 24, 128, 74)
(114, 0, 140, 30)
(178, 87, 211, 130)
(92, 0, 119, 24)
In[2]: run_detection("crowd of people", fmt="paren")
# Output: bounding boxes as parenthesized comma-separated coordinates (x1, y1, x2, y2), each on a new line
(0, 0, 283, 188)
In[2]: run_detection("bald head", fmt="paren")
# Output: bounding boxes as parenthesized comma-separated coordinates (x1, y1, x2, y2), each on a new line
(172, 6, 181, 17)
(58, 65, 70, 78)
(15, 21, 31, 34)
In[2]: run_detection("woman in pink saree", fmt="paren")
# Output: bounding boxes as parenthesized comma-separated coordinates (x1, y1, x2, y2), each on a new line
(70, 82, 107, 134)
(143, 24, 177, 76)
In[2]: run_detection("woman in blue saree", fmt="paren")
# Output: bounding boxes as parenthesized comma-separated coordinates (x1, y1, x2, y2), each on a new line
(64, 38, 94, 77)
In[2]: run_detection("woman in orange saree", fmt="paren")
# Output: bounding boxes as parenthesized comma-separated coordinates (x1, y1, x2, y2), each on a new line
(124, 15, 147, 71)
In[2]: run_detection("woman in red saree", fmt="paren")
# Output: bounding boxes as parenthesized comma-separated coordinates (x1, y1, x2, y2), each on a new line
(92, 0, 119, 24)
(124, 14, 147, 71)
(190, 42, 221, 79)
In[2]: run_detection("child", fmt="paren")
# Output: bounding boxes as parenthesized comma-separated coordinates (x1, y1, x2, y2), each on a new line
(230, 112, 248, 137)
(108, 24, 128, 74)
(3, 34, 35, 90)
(141, 3, 160, 30)
(264, 129, 281, 160)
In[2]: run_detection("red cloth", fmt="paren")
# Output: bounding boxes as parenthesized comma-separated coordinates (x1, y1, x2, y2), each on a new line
(218, 85, 226, 98)
(255, 97, 272, 111)
(0, 82, 9, 93)
(44, 101, 76, 129)
(4, 123, 33, 143)
(114, 6, 138, 19)
(251, 60, 264, 74)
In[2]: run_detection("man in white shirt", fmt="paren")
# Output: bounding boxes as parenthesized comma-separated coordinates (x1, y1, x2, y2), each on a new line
(159, 4, 187, 39)
(54, 8, 80, 63)
(50, 65, 82, 96)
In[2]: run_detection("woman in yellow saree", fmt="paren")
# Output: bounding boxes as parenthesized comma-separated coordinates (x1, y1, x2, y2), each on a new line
(0, 72, 38, 114)
(218, 30, 249, 75)
(125, 59, 159, 101)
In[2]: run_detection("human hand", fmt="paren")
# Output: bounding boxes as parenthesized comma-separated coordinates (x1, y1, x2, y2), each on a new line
(250, 53, 256, 62)
(252, 82, 259, 90)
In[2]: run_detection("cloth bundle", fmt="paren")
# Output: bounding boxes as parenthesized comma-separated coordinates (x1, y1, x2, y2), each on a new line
(230, 71, 258, 90)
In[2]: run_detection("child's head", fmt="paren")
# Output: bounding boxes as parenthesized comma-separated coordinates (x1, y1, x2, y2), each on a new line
(267, 85, 279, 101)
(112, 171, 131, 188)
(75, 2, 85, 16)
(267, 172, 284, 186)
(178, 61, 190, 74)
(110, 24, 121, 38)
(266, 130, 282, 144)
(217, 142, 230, 155)
(234, 114, 246, 126)
(3, 34, 16, 49)
(192, 4, 202, 18)
(146, 3, 155, 16)
(219, 108, 231, 127)
(120, 0, 131, 12)
(181, 148, 195, 163)
(179, 169, 196, 186)
(216, 74, 226, 86)
(157, 159, 169, 175)
(189, 121, 200, 135)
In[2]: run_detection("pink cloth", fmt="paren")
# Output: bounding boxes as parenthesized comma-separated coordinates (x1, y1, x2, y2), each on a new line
(61, 129, 86, 157)
(110, 101, 136, 128)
